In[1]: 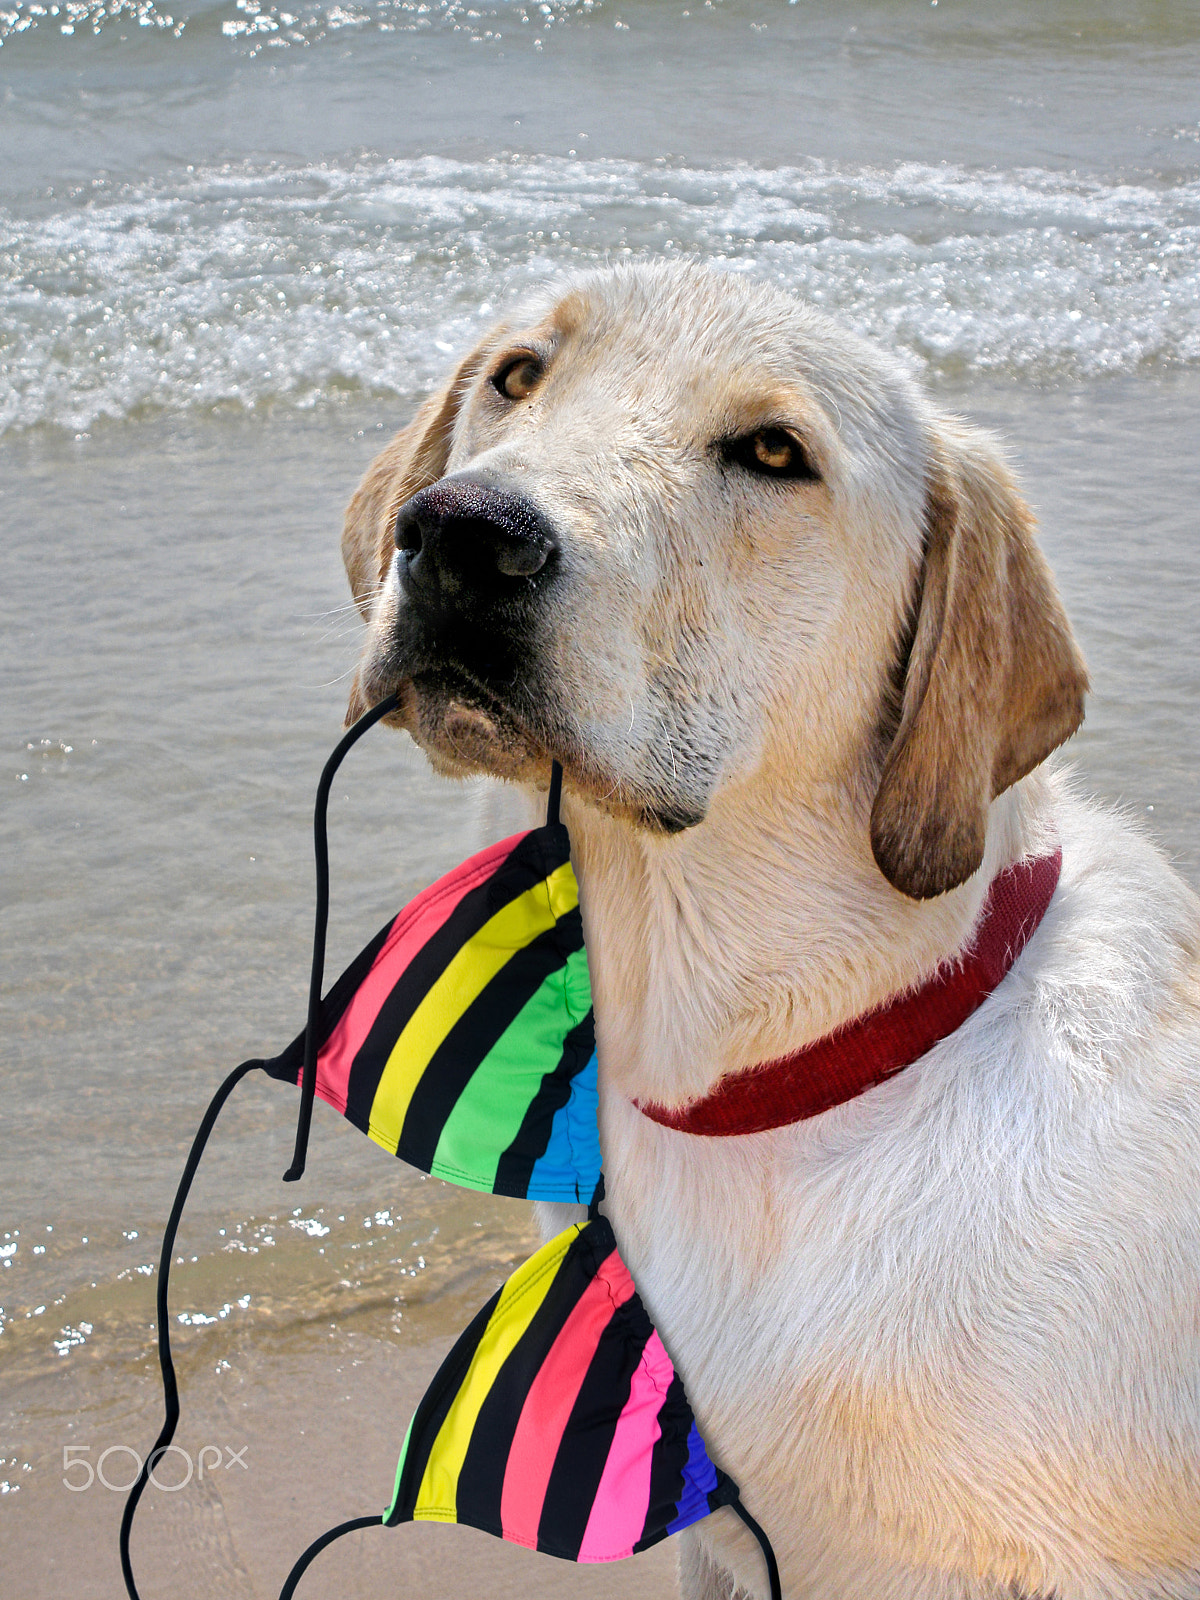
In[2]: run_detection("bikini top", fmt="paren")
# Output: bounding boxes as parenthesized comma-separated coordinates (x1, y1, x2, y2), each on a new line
(120, 694, 782, 1600)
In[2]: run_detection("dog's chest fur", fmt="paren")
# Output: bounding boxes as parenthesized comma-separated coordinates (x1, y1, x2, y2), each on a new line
(545, 784, 1200, 1600)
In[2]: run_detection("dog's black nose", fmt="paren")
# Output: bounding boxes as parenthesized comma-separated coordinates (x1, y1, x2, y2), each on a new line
(395, 479, 558, 611)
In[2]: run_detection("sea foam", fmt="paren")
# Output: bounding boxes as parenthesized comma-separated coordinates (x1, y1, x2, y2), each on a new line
(3, 153, 1198, 434)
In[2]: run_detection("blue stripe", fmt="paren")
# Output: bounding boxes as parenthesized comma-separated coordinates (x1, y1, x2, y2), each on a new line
(666, 1422, 719, 1535)
(525, 1049, 601, 1202)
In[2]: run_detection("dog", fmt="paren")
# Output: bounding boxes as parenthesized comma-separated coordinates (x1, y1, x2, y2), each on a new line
(339, 263, 1200, 1600)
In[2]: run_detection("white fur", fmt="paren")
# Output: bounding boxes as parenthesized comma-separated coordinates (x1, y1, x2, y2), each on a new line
(554, 771, 1200, 1600)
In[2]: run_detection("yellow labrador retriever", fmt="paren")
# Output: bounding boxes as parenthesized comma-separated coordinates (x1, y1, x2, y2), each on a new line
(341, 263, 1200, 1600)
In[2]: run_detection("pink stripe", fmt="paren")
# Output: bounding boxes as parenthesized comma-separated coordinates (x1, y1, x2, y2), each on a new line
(577, 1329, 675, 1563)
(500, 1249, 633, 1548)
(307, 831, 531, 1115)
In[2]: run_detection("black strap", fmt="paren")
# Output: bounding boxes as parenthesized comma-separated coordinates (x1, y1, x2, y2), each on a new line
(279, 1500, 779, 1600)
(278, 1514, 381, 1599)
(283, 690, 400, 1183)
(546, 758, 563, 827)
(123, 692, 400, 1595)
(730, 1496, 783, 1600)
(120, 1057, 266, 1599)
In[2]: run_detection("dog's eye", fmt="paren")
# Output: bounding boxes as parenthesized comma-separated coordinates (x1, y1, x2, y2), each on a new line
(723, 428, 819, 483)
(492, 355, 543, 402)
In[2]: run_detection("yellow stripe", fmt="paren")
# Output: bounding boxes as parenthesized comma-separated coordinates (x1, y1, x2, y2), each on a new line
(413, 1224, 581, 1519)
(368, 862, 579, 1155)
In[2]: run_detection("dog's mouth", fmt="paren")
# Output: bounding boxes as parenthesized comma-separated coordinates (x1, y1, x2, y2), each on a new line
(405, 664, 550, 782)
(354, 656, 702, 835)
(346, 642, 548, 785)
(352, 603, 709, 835)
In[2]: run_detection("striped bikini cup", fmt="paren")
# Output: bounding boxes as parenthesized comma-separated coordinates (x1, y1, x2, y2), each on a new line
(264, 822, 602, 1205)
(279, 1218, 768, 1600)
(121, 702, 781, 1600)
(264, 805, 778, 1598)
(385, 1217, 735, 1562)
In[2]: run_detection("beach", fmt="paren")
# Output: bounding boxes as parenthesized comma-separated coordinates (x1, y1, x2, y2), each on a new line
(2, 2, 1199, 1595)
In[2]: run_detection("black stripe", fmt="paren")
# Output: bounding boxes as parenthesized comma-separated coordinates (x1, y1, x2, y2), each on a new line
(512, 822, 572, 883)
(343, 879, 492, 1131)
(708, 1470, 739, 1513)
(626, 1457, 741, 1555)
(261, 916, 395, 1085)
(342, 831, 567, 1134)
(633, 1372, 694, 1552)
(397, 910, 584, 1175)
(383, 1286, 501, 1527)
(493, 1008, 596, 1200)
(536, 1241, 654, 1560)
(264, 825, 571, 1097)
(453, 1224, 607, 1535)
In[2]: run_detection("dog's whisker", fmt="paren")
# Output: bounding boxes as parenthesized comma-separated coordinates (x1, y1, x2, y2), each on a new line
(296, 589, 383, 621)
(311, 662, 364, 689)
(298, 601, 371, 621)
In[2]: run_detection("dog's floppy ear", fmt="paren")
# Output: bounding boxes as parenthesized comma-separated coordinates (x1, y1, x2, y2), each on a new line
(341, 332, 504, 621)
(870, 424, 1088, 901)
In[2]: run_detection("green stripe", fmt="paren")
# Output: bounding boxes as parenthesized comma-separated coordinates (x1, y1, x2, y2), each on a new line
(428, 945, 592, 1193)
(386, 1415, 416, 1522)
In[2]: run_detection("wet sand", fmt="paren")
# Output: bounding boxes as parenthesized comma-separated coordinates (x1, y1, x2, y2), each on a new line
(7, 1297, 679, 1598)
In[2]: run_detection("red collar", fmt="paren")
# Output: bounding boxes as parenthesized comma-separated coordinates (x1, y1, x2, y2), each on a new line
(637, 849, 1062, 1137)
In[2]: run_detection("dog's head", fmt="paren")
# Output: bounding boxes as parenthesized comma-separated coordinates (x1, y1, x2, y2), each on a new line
(344, 263, 1086, 900)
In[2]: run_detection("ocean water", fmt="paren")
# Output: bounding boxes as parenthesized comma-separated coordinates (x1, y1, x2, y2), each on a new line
(2, 4, 1199, 1596)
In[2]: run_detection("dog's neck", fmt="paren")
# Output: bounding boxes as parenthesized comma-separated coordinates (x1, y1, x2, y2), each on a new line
(560, 766, 1059, 1111)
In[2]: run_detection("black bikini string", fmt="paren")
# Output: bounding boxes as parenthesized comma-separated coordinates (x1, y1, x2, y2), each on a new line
(277, 1514, 381, 1600)
(122, 693, 399, 1598)
(731, 1496, 783, 1600)
(283, 689, 400, 1183)
(119, 1055, 266, 1600)
(546, 757, 563, 827)
(277, 1497, 782, 1600)
(123, 727, 785, 1600)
